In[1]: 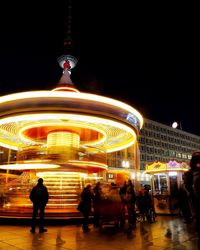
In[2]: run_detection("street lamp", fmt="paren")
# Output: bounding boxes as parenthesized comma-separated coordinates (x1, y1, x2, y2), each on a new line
(172, 121, 182, 130)
(172, 122, 178, 129)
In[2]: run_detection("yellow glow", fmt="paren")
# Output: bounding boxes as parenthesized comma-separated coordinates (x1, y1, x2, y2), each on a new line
(21, 203, 78, 207)
(84, 176, 103, 179)
(50, 194, 78, 197)
(145, 160, 189, 174)
(41, 178, 80, 181)
(37, 171, 87, 177)
(107, 168, 130, 174)
(52, 87, 80, 92)
(44, 185, 78, 189)
(47, 131, 80, 148)
(0, 91, 143, 128)
(0, 141, 18, 150)
(145, 168, 189, 174)
(68, 160, 108, 170)
(46, 203, 78, 206)
(44, 181, 80, 184)
(18, 159, 52, 163)
(0, 84, 143, 217)
(18, 121, 107, 145)
(49, 198, 77, 201)
(0, 163, 60, 170)
(0, 113, 136, 152)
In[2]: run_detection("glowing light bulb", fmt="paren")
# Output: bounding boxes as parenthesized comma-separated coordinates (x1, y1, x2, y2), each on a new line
(172, 122, 178, 128)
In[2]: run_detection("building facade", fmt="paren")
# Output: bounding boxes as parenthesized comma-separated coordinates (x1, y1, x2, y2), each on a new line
(139, 118, 200, 170)
(106, 118, 200, 186)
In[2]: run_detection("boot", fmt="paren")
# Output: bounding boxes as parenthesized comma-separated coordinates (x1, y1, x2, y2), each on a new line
(30, 226, 35, 233)
(39, 227, 47, 233)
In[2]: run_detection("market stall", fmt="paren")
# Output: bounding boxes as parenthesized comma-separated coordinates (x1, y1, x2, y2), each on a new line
(145, 160, 189, 214)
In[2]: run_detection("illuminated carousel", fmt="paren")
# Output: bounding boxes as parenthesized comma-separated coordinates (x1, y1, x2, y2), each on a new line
(0, 53, 143, 218)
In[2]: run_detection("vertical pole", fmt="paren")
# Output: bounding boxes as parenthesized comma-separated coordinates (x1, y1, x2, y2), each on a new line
(6, 148, 11, 183)
(134, 140, 140, 192)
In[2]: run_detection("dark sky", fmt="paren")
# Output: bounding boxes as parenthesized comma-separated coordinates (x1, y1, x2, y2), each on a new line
(0, 1, 199, 136)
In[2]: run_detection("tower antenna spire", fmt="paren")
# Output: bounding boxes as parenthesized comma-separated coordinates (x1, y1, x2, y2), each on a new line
(64, 0, 73, 47)
(55, 0, 78, 92)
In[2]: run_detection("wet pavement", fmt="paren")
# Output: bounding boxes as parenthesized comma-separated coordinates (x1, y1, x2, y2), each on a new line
(0, 215, 199, 249)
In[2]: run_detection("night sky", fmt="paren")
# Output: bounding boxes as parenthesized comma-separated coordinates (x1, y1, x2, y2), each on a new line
(0, 1, 199, 136)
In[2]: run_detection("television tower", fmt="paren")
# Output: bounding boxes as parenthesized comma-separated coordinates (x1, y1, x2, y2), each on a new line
(55, 0, 78, 92)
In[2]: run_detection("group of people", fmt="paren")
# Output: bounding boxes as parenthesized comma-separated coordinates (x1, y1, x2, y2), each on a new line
(28, 151, 200, 240)
(78, 179, 140, 232)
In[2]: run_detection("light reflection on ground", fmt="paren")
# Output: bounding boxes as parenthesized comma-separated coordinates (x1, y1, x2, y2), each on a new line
(0, 215, 199, 249)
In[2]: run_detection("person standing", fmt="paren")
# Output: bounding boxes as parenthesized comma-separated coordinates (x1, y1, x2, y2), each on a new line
(80, 184, 94, 232)
(93, 182, 102, 227)
(119, 181, 127, 228)
(126, 179, 136, 230)
(178, 175, 193, 224)
(29, 178, 49, 233)
(190, 153, 200, 232)
(184, 152, 200, 248)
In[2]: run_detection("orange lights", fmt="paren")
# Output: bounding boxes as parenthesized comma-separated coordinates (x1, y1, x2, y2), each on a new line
(0, 163, 60, 170)
(145, 161, 190, 174)
(18, 122, 106, 145)
(47, 131, 80, 148)
(0, 113, 136, 152)
(0, 90, 143, 131)
(68, 160, 108, 172)
(52, 86, 80, 92)
(0, 81, 143, 217)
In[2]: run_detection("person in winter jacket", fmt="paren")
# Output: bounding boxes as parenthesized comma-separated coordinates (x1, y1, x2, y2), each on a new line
(93, 182, 103, 227)
(80, 184, 94, 232)
(184, 152, 200, 248)
(29, 178, 49, 233)
(126, 180, 136, 229)
(190, 152, 200, 228)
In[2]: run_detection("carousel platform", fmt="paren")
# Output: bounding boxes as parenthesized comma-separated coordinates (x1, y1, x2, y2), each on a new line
(0, 207, 84, 224)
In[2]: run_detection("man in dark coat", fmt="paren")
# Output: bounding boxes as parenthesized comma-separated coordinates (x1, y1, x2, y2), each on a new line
(185, 152, 200, 248)
(119, 181, 127, 228)
(93, 182, 102, 227)
(178, 174, 193, 224)
(190, 153, 200, 228)
(29, 178, 49, 233)
(80, 184, 94, 232)
(126, 179, 136, 230)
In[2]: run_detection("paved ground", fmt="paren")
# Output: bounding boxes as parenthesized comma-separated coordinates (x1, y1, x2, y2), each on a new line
(0, 215, 199, 249)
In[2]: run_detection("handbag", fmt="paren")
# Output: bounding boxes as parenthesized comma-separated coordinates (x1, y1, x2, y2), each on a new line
(77, 201, 84, 212)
